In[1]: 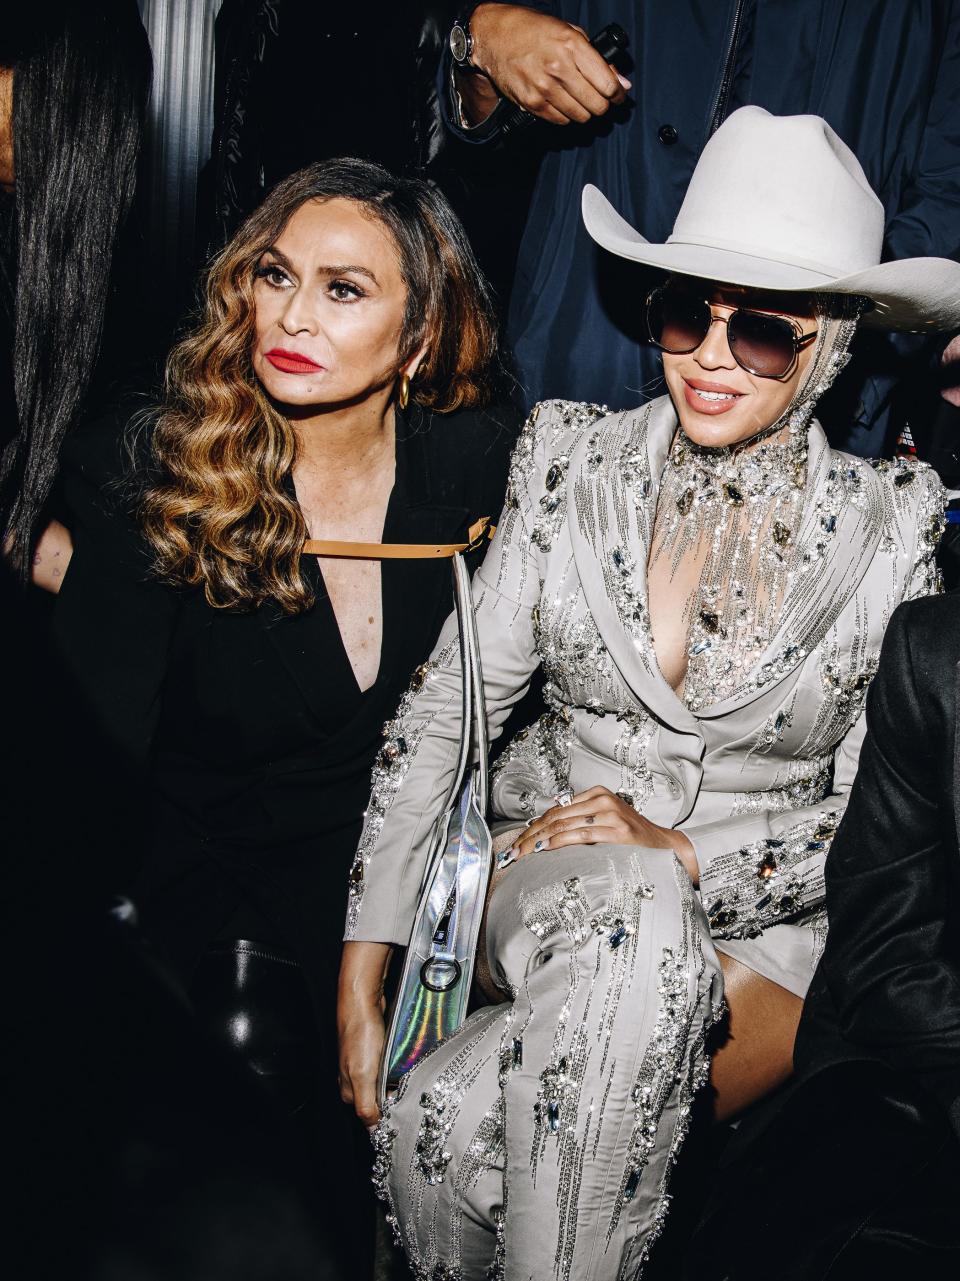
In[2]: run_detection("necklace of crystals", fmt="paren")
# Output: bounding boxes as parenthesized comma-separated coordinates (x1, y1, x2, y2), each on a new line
(648, 421, 809, 712)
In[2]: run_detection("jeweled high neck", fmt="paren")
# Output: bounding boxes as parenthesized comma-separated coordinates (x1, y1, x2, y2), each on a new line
(650, 420, 810, 712)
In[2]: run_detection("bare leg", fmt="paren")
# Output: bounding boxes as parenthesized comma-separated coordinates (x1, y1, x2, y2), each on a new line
(709, 955, 802, 1122)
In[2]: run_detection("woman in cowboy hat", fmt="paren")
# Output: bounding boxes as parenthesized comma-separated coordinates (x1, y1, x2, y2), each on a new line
(338, 107, 960, 1279)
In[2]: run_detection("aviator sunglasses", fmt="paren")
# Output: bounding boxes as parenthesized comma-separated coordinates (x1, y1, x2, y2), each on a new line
(646, 283, 819, 379)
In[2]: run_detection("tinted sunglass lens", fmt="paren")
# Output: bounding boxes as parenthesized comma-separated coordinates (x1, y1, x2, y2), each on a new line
(727, 310, 797, 377)
(650, 291, 710, 353)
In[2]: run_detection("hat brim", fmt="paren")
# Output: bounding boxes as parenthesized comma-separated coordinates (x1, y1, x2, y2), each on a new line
(582, 185, 960, 333)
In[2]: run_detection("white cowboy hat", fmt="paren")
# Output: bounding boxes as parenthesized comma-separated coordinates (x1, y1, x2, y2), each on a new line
(582, 106, 960, 332)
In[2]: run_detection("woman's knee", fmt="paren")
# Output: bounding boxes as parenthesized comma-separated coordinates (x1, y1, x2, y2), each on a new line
(709, 956, 802, 1121)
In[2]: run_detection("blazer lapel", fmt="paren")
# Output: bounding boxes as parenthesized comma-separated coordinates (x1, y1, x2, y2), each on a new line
(567, 399, 701, 735)
(700, 421, 886, 719)
(568, 407, 886, 729)
(378, 411, 468, 689)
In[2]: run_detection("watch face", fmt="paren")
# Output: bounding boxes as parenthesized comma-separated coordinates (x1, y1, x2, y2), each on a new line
(450, 24, 469, 63)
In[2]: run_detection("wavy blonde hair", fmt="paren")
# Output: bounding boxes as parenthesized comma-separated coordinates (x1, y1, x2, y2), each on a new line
(141, 159, 500, 614)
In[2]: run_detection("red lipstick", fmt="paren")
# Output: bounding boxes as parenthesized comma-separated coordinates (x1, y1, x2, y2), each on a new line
(265, 348, 324, 375)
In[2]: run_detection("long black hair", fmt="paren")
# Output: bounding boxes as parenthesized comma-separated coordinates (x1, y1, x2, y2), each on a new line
(0, 3, 152, 576)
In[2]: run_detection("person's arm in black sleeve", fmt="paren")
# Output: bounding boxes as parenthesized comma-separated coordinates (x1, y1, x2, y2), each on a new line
(818, 599, 960, 1138)
(52, 404, 178, 770)
(845, 3, 960, 449)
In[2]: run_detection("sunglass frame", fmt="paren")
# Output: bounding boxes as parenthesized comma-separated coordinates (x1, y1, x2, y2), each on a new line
(644, 284, 818, 380)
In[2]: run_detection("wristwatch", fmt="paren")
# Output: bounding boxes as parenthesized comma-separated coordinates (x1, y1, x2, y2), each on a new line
(449, 9, 480, 68)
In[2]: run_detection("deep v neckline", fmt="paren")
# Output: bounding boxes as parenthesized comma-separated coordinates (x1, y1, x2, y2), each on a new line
(284, 466, 396, 699)
(312, 555, 387, 697)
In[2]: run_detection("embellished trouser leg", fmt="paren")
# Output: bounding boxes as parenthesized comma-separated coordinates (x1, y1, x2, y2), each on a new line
(376, 845, 724, 1281)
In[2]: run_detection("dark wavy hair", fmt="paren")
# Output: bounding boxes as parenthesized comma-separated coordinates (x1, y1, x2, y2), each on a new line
(141, 158, 500, 615)
(0, 3, 152, 576)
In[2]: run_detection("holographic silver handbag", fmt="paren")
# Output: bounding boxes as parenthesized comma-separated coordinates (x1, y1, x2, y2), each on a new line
(379, 551, 492, 1103)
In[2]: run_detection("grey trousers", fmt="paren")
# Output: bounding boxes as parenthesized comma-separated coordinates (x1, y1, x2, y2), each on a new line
(373, 846, 725, 1281)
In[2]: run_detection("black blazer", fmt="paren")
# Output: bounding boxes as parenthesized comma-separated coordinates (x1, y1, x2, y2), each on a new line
(53, 396, 519, 999)
(682, 593, 960, 1281)
(796, 590, 960, 1137)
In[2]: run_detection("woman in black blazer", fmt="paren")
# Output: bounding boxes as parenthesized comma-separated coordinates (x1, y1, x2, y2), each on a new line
(48, 158, 518, 1271)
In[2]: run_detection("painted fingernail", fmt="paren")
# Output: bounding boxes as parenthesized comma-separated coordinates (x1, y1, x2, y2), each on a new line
(534, 839, 547, 851)
(496, 846, 519, 869)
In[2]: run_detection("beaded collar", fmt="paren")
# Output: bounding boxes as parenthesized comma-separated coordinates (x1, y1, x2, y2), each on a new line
(663, 420, 808, 514)
(650, 419, 810, 712)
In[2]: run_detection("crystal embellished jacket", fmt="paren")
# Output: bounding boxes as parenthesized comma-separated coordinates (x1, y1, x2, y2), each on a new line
(345, 398, 944, 997)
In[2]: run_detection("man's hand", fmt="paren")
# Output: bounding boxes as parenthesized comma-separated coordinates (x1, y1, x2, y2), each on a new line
(463, 3, 630, 127)
(504, 785, 699, 883)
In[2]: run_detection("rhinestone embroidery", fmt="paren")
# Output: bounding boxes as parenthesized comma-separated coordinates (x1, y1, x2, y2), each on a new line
(507, 400, 607, 553)
(649, 421, 809, 712)
(609, 861, 719, 1255)
(704, 810, 841, 939)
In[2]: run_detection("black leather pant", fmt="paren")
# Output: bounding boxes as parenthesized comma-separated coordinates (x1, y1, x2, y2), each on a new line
(189, 938, 377, 1276)
(191, 939, 321, 1121)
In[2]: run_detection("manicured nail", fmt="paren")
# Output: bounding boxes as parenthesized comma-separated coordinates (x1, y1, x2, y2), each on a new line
(496, 846, 518, 869)
(617, 73, 632, 90)
(534, 839, 547, 851)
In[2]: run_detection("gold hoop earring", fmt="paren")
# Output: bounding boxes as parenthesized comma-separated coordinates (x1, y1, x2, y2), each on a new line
(398, 373, 411, 410)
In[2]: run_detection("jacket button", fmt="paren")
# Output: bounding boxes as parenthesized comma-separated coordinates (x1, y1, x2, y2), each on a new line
(658, 123, 679, 145)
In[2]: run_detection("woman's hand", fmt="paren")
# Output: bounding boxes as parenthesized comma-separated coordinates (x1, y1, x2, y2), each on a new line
(505, 786, 699, 885)
(337, 940, 393, 1129)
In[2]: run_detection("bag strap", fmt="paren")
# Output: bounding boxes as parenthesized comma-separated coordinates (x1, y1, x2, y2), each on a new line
(452, 550, 489, 812)
(302, 517, 493, 560)
(412, 551, 489, 901)
(444, 550, 475, 816)
(303, 514, 493, 826)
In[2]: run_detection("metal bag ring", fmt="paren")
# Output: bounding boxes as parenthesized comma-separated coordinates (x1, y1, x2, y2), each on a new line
(420, 955, 462, 992)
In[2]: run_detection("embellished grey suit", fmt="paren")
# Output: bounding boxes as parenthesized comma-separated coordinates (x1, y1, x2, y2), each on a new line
(347, 397, 943, 1279)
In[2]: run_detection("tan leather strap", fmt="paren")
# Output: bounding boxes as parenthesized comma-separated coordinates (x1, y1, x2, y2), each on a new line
(302, 516, 494, 560)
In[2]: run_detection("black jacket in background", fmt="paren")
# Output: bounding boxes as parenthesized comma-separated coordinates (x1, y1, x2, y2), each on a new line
(202, 1, 537, 316)
(795, 591, 960, 1134)
(683, 593, 960, 1280)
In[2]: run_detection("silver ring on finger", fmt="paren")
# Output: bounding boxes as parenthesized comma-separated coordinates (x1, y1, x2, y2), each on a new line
(554, 788, 574, 808)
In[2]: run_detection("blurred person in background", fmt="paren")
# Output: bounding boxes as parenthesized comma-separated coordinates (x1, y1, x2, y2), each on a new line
(203, 1, 536, 316)
(0, 1, 151, 578)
